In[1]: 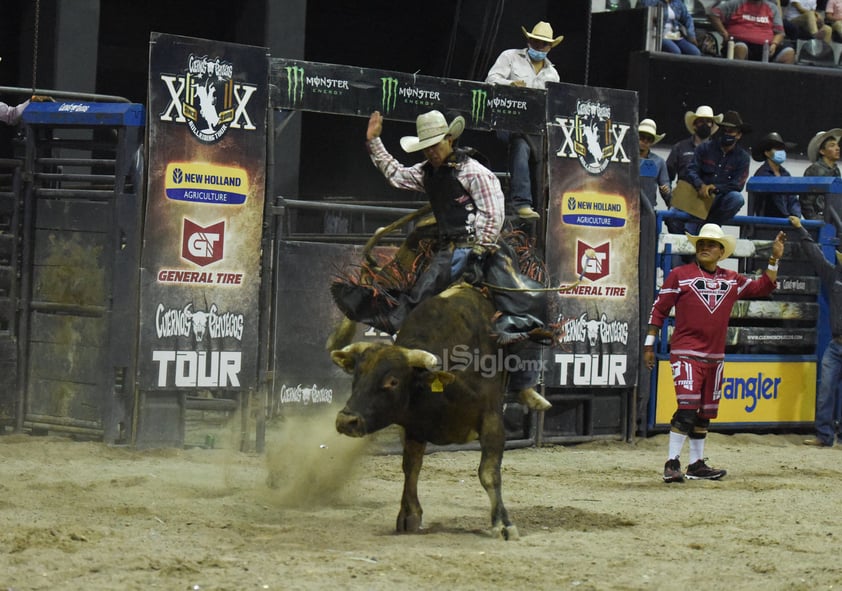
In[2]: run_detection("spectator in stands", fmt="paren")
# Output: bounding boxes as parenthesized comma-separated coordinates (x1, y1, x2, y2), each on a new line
(824, 0, 842, 41)
(663, 106, 723, 234)
(645, 223, 786, 482)
(485, 21, 563, 220)
(802, 128, 842, 220)
(681, 110, 752, 234)
(789, 215, 842, 447)
(641, 0, 702, 55)
(710, 0, 796, 63)
(750, 132, 802, 218)
(638, 118, 671, 207)
(667, 106, 723, 184)
(783, 0, 832, 43)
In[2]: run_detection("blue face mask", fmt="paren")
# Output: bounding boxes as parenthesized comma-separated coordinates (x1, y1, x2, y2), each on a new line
(721, 133, 738, 147)
(771, 149, 786, 164)
(527, 47, 548, 62)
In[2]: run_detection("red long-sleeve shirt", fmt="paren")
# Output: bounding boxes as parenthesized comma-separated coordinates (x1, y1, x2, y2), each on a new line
(648, 263, 776, 360)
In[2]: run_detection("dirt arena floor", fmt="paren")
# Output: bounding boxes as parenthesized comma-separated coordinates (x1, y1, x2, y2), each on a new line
(1, 410, 841, 591)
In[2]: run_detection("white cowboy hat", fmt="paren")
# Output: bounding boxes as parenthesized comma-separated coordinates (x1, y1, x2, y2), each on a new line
(521, 21, 564, 48)
(807, 128, 842, 163)
(684, 105, 723, 135)
(686, 223, 737, 260)
(399, 110, 465, 153)
(639, 119, 665, 144)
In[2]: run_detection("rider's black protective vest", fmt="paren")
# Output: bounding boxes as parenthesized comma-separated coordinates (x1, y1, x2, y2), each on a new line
(422, 149, 478, 244)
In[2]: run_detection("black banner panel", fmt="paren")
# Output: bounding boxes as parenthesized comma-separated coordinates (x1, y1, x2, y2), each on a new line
(271, 241, 395, 416)
(543, 82, 641, 389)
(271, 59, 546, 135)
(141, 33, 269, 391)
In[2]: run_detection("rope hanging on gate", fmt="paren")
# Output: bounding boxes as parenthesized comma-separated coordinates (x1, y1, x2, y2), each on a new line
(31, 0, 41, 94)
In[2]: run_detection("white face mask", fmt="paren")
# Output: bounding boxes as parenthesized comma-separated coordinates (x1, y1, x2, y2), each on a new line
(527, 47, 547, 61)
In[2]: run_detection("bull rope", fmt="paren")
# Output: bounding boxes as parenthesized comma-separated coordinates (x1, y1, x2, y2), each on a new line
(358, 208, 595, 294)
(476, 280, 583, 293)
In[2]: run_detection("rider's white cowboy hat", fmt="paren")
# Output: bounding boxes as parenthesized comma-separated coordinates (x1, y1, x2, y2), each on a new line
(686, 223, 737, 260)
(400, 110, 465, 153)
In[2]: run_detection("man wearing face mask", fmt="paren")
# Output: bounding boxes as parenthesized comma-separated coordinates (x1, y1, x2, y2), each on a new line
(682, 110, 751, 234)
(663, 106, 722, 234)
(750, 132, 801, 219)
(486, 21, 563, 221)
(666, 106, 722, 184)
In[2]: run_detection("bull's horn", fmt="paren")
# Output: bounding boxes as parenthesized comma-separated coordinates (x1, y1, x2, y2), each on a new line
(330, 341, 376, 372)
(401, 348, 440, 369)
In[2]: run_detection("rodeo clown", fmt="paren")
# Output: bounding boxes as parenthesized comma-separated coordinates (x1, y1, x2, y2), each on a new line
(644, 223, 786, 482)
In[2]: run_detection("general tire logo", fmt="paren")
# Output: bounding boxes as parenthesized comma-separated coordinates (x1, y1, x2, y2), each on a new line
(286, 66, 304, 104)
(381, 77, 398, 113)
(471, 89, 487, 124)
(159, 54, 258, 144)
(182, 219, 224, 267)
(578, 240, 610, 281)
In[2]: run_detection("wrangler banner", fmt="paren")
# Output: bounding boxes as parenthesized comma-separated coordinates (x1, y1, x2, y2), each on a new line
(654, 360, 816, 426)
(543, 83, 640, 388)
(139, 33, 268, 390)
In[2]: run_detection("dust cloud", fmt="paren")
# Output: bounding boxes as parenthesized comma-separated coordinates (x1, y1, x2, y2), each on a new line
(263, 407, 372, 507)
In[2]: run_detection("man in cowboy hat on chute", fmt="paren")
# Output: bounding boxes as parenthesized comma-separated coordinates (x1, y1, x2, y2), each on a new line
(485, 21, 564, 221)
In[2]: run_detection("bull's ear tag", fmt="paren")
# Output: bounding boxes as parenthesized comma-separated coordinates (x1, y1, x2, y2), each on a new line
(430, 377, 444, 392)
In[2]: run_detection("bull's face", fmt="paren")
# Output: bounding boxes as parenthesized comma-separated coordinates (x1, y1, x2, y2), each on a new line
(331, 342, 454, 437)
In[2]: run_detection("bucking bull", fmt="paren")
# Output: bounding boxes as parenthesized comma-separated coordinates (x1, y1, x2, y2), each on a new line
(331, 284, 519, 540)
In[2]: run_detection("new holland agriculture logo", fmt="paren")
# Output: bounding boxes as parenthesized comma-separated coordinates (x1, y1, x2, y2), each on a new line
(554, 99, 631, 174)
(165, 162, 249, 205)
(159, 54, 258, 143)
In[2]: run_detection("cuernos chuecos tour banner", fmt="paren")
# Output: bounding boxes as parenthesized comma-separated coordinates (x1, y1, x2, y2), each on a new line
(544, 83, 640, 388)
(140, 33, 268, 391)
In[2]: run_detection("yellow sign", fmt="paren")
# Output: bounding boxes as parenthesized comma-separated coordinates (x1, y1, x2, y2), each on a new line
(654, 360, 816, 425)
(561, 191, 627, 228)
(164, 161, 249, 205)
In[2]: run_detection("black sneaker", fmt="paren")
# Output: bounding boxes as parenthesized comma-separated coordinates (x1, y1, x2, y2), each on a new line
(685, 459, 726, 480)
(663, 458, 684, 483)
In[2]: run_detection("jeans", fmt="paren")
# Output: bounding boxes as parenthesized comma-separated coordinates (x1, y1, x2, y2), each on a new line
(814, 340, 842, 444)
(662, 38, 701, 56)
(497, 131, 539, 209)
(680, 190, 745, 234)
(451, 247, 471, 278)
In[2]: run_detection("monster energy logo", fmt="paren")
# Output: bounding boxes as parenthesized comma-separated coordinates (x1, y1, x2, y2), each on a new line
(286, 66, 305, 104)
(381, 77, 398, 113)
(471, 89, 487, 123)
